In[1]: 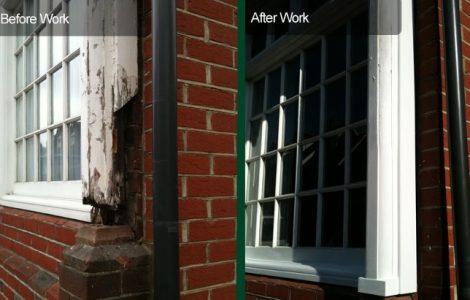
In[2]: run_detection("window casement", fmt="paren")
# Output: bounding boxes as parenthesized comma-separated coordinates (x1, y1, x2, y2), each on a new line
(0, 0, 138, 221)
(245, 0, 417, 297)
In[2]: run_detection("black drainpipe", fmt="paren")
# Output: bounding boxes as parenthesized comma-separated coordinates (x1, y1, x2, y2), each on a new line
(152, 0, 179, 299)
(442, 0, 470, 298)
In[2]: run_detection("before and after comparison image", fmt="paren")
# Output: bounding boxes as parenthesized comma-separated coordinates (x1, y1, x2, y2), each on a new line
(0, 0, 468, 299)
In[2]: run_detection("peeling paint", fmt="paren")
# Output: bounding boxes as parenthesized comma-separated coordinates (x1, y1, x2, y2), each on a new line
(81, 0, 138, 218)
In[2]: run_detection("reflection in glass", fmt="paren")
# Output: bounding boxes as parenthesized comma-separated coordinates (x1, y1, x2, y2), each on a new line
(322, 191, 344, 247)
(284, 56, 300, 99)
(52, 68, 63, 124)
(39, 133, 47, 181)
(39, 29, 48, 76)
(68, 121, 81, 180)
(298, 196, 317, 246)
(267, 68, 281, 109)
(305, 44, 321, 89)
(16, 98, 23, 137)
(283, 102, 298, 146)
(264, 155, 277, 198)
(246, 204, 257, 246)
(324, 132, 345, 187)
(16, 142, 23, 182)
(247, 160, 260, 200)
(68, 56, 81, 117)
(260, 202, 274, 246)
(349, 188, 366, 247)
(39, 80, 48, 128)
(350, 126, 367, 182)
(282, 150, 296, 194)
(279, 199, 294, 246)
(266, 111, 278, 152)
(25, 42, 34, 85)
(250, 120, 262, 157)
(301, 142, 319, 191)
(326, 26, 346, 77)
(303, 92, 320, 139)
(325, 78, 346, 131)
(52, 127, 63, 181)
(26, 138, 34, 182)
(251, 79, 265, 117)
(26, 89, 34, 133)
(351, 67, 368, 123)
(16, 51, 23, 92)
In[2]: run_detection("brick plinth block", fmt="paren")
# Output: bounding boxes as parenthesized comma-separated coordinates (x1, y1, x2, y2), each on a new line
(60, 225, 152, 299)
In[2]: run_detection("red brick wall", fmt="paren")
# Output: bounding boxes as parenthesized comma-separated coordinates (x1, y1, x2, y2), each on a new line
(141, 0, 238, 298)
(0, 207, 84, 299)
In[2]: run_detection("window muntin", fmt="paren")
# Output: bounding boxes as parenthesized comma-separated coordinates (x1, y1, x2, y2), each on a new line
(246, 15, 368, 249)
(14, 0, 82, 183)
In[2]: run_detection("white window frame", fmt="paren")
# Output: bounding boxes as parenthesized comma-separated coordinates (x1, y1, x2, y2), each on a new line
(245, 0, 417, 296)
(0, 0, 92, 222)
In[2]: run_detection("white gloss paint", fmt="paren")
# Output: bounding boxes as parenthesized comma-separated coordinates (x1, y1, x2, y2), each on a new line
(358, 0, 417, 296)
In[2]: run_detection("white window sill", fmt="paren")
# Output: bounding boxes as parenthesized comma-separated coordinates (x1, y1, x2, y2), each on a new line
(246, 247, 365, 287)
(0, 181, 92, 222)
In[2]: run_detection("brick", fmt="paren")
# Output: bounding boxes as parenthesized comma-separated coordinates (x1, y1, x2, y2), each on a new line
(178, 58, 206, 82)
(180, 242, 207, 266)
(187, 39, 233, 67)
(211, 284, 236, 300)
(211, 198, 236, 218)
(187, 176, 234, 197)
(209, 240, 235, 262)
(29, 271, 57, 296)
(211, 66, 237, 89)
(186, 262, 234, 289)
(209, 22, 237, 46)
(177, 12, 205, 37)
(213, 155, 237, 175)
(181, 290, 209, 300)
(188, 85, 235, 110)
(178, 106, 207, 129)
(211, 111, 237, 133)
(179, 153, 210, 174)
(143, 36, 152, 60)
(186, 131, 234, 154)
(187, 0, 234, 24)
(188, 219, 235, 242)
(179, 199, 207, 220)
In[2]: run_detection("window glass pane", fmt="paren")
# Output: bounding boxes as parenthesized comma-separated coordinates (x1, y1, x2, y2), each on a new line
(68, 121, 81, 180)
(246, 204, 257, 246)
(284, 56, 300, 99)
(251, 79, 265, 117)
(247, 160, 260, 200)
(324, 132, 345, 187)
(52, 127, 63, 181)
(26, 89, 34, 133)
(326, 26, 346, 77)
(303, 92, 320, 139)
(52, 31, 64, 67)
(68, 56, 81, 117)
(26, 137, 34, 182)
(351, 13, 368, 65)
(348, 188, 366, 248)
(250, 119, 262, 157)
(305, 44, 321, 89)
(38, 29, 48, 76)
(39, 133, 47, 181)
(260, 202, 274, 246)
(321, 191, 344, 247)
(16, 142, 23, 182)
(39, 80, 48, 129)
(351, 67, 368, 123)
(16, 98, 23, 137)
(266, 110, 278, 152)
(250, 23, 267, 58)
(279, 199, 294, 247)
(298, 196, 317, 247)
(283, 102, 298, 146)
(16, 51, 23, 92)
(264, 155, 277, 198)
(52, 68, 63, 124)
(267, 68, 281, 109)
(25, 41, 34, 85)
(301, 142, 319, 191)
(282, 150, 296, 194)
(350, 126, 367, 183)
(325, 78, 345, 131)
